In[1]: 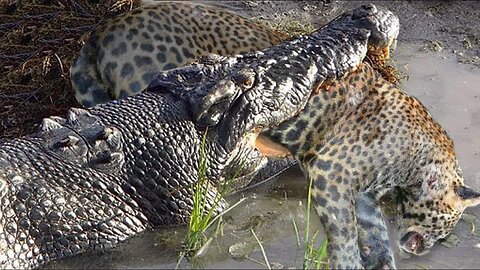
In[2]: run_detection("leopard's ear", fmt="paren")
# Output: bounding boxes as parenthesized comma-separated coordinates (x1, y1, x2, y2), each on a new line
(456, 185, 480, 207)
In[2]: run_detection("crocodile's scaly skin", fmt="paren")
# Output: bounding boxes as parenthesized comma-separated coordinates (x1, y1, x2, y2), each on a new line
(0, 4, 399, 268)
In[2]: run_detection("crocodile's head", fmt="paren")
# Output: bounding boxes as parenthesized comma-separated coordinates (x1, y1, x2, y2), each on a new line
(147, 4, 400, 190)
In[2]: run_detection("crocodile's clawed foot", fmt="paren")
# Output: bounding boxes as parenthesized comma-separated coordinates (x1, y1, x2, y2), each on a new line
(37, 108, 124, 171)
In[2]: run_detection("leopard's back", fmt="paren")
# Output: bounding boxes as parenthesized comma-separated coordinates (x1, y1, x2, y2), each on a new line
(70, 2, 289, 107)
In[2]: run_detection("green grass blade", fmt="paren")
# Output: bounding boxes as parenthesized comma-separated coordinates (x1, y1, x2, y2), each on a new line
(182, 128, 250, 261)
(315, 239, 329, 269)
(175, 251, 186, 269)
(303, 175, 315, 269)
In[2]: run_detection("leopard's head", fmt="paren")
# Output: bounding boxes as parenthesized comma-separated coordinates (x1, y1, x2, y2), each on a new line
(396, 161, 480, 255)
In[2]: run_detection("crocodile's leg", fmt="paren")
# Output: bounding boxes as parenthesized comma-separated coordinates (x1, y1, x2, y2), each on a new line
(356, 192, 395, 269)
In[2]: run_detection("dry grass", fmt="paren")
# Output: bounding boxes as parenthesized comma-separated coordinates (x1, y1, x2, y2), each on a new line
(0, 0, 141, 138)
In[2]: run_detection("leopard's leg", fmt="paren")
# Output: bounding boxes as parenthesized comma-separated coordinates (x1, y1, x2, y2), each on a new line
(356, 192, 395, 269)
(305, 159, 364, 269)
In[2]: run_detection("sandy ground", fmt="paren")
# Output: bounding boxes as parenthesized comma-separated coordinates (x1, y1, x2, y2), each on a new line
(218, 1, 479, 69)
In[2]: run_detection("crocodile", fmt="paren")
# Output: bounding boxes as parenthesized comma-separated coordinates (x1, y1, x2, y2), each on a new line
(0, 4, 398, 268)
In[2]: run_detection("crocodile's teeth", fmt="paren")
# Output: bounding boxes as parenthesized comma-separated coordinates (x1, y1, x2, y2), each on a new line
(67, 108, 90, 125)
(40, 118, 63, 132)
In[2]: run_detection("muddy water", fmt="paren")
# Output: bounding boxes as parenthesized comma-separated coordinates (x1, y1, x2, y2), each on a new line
(48, 45, 480, 269)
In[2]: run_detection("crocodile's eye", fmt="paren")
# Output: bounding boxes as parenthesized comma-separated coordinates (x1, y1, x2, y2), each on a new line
(234, 69, 255, 89)
(243, 77, 254, 88)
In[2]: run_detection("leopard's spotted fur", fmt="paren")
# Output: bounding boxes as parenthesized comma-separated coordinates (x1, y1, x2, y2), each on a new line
(70, 2, 288, 107)
(264, 61, 480, 269)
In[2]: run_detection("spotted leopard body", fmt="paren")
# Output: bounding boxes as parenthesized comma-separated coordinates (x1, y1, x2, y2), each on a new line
(264, 62, 480, 268)
(70, 2, 288, 107)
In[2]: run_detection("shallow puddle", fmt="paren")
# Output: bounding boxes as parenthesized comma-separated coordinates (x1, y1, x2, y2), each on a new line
(48, 45, 480, 269)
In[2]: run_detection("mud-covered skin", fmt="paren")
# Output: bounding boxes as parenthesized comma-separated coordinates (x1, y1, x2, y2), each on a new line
(264, 61, 480, 268)
(0, 5, 398, 268)
(70, 2, 288, 107)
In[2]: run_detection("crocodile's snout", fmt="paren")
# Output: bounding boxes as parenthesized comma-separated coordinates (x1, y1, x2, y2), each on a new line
(203, 4, 400, 146)
(350, 4, 400, 49)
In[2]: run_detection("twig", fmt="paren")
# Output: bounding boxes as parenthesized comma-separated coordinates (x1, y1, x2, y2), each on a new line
(251, 229, 271, 270)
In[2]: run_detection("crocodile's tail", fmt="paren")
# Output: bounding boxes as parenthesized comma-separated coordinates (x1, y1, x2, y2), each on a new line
(70, 33, 113, 108)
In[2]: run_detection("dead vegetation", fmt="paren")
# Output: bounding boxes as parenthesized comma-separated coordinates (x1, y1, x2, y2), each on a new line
(0, 0, 140, 138)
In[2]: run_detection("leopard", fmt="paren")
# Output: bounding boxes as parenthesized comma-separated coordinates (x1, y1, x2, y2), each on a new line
(70, 1, 289, 107)
(262, 60, 480, 268)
